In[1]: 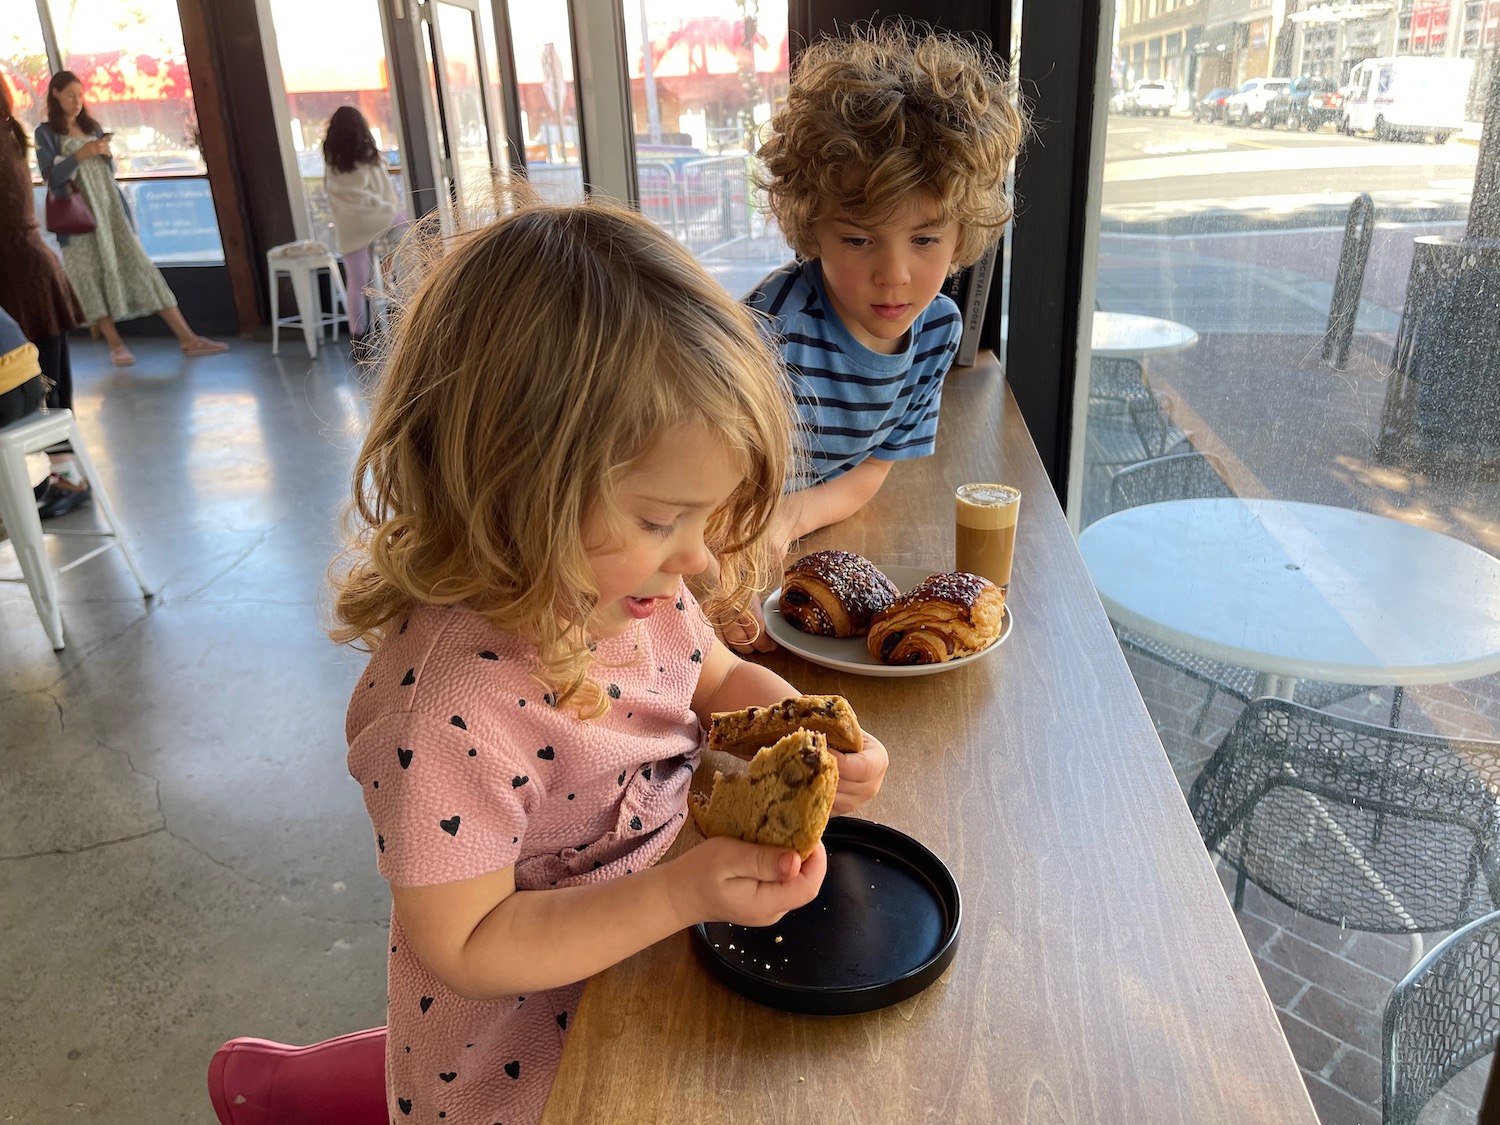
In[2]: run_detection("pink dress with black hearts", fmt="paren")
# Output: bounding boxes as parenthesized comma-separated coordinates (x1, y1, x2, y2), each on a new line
(346, 581, 713, 1125)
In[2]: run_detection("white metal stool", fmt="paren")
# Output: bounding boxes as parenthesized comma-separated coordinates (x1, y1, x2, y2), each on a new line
(0, 409, 153, 650)
(268, 241, 350, 358)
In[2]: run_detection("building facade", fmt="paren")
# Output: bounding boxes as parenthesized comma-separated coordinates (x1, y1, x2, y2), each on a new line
(1116, 0, 1207, 101)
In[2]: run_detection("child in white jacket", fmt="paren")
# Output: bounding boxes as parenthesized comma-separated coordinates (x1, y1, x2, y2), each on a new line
(323, 106, 405, 336)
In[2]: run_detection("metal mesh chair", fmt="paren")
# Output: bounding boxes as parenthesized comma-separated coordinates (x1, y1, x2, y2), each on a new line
(1106, 453, 1383, 734)
(1382, 908, 1500, 1125)
(1189, 698, 1500, 934)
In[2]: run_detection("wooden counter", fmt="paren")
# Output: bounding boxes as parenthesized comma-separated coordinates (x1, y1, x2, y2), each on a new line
(541, 354, 1317, 1124)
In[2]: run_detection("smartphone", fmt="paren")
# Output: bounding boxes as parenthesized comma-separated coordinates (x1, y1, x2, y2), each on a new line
(101, 132, 114, 140)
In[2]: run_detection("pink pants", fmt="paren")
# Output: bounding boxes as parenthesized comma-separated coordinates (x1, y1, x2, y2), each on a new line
(343, 211, 408, 336)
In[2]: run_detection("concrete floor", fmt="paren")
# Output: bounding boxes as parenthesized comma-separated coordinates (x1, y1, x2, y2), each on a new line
(1, 336, 389, 1124)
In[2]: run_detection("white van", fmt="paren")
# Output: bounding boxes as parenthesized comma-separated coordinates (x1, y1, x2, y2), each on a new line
(1340, 56, 1474, 143)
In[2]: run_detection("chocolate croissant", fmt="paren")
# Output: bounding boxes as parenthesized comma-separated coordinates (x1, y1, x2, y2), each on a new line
(779, 550, 900, 638)
(866, 572, 1006, 665)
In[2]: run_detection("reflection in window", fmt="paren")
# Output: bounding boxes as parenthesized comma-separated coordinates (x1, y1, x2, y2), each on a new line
(508, 5, 582, 202)
(268, 0, 404, 249)
(623, 0, 792, 296)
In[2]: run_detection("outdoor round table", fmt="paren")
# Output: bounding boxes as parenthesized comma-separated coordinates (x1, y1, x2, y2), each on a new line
(1078, 497, 1500, 698)
(1090, 311, 1199, 359)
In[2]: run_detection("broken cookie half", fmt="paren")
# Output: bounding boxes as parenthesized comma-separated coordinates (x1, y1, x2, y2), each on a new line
(689, 729, 839, 860)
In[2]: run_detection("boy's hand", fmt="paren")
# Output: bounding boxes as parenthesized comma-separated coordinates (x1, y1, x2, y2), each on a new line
(832, 729, 888, 814)
(669, 836, 826, 928)
(718, 594, 776, 655)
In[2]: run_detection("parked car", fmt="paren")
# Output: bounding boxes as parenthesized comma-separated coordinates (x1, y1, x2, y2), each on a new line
(1223, 77, 1292, 126)
(1264, 76, 1342, 130)
(1339, 55, 1473, 143)
(1192, 87, 1235, 124)
(1127, 79, 1176, 116)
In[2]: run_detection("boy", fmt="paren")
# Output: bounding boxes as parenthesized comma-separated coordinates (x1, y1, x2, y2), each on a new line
(727, 25, 1024, 651)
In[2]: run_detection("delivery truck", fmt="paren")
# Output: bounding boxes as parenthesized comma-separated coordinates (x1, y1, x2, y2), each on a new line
(1339, 56, 1474, 144)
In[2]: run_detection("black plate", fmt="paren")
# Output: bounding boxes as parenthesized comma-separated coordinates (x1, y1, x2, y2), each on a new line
(690, 818, 961, 1015)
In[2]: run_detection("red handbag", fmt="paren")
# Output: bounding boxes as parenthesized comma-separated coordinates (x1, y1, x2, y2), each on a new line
(45, 185, 95, 236)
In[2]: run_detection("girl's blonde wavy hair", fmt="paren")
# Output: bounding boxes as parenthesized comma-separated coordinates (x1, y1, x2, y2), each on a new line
(756, 24, 1027, 269)
(329, 197, 794, 717)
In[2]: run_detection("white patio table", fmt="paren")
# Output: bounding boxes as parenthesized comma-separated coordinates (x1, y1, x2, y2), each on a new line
(1090, 311, 1199, 359)
(1078, 497, 1500, 699)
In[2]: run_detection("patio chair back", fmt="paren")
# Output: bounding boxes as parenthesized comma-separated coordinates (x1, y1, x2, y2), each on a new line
(1108, 451, 1232, 514)
(1189, 697, 1500, 933)
(1382, 908, 1500, 1125)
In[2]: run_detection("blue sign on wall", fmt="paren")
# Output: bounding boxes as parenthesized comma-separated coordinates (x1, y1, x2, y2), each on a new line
(130, 179, 223, 263)
(31, 179, 224, 264)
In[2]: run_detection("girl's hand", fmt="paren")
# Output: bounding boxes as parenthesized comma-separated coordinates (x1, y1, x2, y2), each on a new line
(79, 137, 110, 160)
(832, 729, 888, 814)
(718, 594, 776, 655)
(668, 836, 826, 928)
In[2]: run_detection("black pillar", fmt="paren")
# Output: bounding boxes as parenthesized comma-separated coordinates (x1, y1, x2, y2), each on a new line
(1468, 41, 1500, 241)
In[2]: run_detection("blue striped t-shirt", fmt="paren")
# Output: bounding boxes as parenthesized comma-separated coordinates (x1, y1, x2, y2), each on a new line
(745, 260, 961, 488)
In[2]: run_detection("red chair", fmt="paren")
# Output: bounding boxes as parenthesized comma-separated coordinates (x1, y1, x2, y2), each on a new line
(208, 1027, 387, 1125)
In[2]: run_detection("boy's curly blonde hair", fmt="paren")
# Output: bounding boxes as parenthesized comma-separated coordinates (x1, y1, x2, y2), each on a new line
(756, 24, 1026, 268)
(329, 196, 794, 718)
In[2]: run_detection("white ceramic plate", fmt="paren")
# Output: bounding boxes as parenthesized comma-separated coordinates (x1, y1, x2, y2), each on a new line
(763, 564, 1013, 678)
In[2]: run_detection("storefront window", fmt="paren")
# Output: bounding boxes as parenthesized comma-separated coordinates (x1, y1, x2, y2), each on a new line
(509, 4, 583, 202)
(0, 1, 51, 136)
(15, 0, 224, 262)
(1077, 3, 1500, 1119)
(268, 0, 404, 248)
(622, 0, 792, 295)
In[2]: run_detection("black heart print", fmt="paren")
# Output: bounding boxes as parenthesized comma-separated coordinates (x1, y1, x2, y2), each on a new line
(504, 1060, 521, 1080)
(450, 715, 467, 730)
(420, 996, 434, 1013)
(676, 598, 685, 610)
(557, 1011, 568, 1030)
(642, 766, 652, 781)
(617, 771, 626, 786)
(630, 816, 643, 831)
(398, 747, 413, 769)
(439, 1072, 457, 1083)
(512, 776, 529, 788)
(398, 1097, 412, 1114)
(479, 650, 498, 660)
(378, 834, 385, 853)
(690, 649, 702, 663)
(543, 692, 557, 708)
(537, 746, 555, 760)
(440, 815, 461, 836)
(401, 668, 415, 686)
(607, 684, 621, 699)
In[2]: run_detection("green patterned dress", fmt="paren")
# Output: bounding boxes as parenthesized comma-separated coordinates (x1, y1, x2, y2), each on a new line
(58, 135, 177, 324)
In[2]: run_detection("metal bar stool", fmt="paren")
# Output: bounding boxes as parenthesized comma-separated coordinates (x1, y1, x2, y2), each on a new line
(0, 409, 153, 649)
(267, 241, 350, 359)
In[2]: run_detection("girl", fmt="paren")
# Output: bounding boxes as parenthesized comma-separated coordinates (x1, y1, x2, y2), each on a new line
(36, 71, 227, 368)
(322, 106, 404, 337)
(331, 199, 888, 1125)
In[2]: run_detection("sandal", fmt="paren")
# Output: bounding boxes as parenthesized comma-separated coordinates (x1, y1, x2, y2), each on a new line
(109, 345, 135, 367)
(181, 337, 229, 357)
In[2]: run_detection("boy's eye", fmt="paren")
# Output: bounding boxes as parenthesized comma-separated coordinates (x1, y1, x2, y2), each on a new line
(914, 235, 943, 247)
(841, 237, 871, 248)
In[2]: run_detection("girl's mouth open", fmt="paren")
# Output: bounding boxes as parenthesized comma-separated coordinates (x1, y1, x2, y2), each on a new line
(625, 596, 659, 620)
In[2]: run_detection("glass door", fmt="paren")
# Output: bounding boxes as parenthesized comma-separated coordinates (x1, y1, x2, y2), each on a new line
(424, 0, 501, 219)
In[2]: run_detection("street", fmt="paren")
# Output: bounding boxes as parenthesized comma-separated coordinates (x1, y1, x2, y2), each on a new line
(1099, 112, 1477, 227)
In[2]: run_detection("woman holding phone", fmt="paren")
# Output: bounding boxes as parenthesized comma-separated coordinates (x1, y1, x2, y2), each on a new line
(35, 71, 226, 367)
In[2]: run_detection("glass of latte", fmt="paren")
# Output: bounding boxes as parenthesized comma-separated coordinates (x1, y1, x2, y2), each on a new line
(954, 483, 1021, 594)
